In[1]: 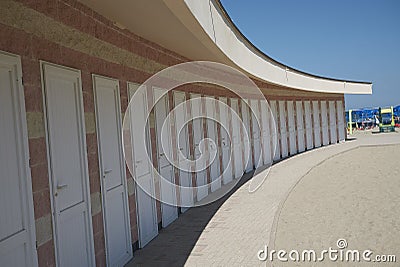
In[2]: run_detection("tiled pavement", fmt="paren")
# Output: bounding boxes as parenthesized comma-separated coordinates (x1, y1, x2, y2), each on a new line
(126, 131, 400, 266)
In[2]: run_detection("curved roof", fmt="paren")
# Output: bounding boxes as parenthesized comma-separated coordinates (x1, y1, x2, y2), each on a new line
(78, 0, 372, 94)
(215, 1, 371, 85)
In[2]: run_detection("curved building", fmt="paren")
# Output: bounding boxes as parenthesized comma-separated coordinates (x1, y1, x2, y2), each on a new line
(0, 0, 371, 266)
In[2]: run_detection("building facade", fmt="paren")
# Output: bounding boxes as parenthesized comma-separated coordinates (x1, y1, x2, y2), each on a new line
(0, 0, 371, 266)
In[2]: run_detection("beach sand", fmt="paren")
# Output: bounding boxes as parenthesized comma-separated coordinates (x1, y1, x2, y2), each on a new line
(272, 143, 400, 266)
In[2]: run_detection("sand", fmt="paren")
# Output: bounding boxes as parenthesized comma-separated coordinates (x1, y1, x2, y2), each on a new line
(272, 144, 400, 266)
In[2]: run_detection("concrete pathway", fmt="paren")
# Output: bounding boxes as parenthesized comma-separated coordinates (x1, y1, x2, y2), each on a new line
(126, 131, 400, 266)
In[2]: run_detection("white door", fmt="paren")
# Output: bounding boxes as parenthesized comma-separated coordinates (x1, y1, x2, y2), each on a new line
(230, 99, 243, 179)
(218, 97, 233, 184)
(260, 100, 272, 165)
(250, 99, 262, 168)
(278, 101, 289, 158)
(204, 97, 221, 192)
(270, 101, 280, 161)
(173, 92, 193, 212)
(241, 100, 253, 172)
(190, 94, 208, 201)
(153, 87, 178, 227)
(337, 101, 346, 142)
(93, 76, 132, 267)
(287, 101, 297, 156)
(0, 52, 37, 267)
(128, 83, 158, 248)
(304, 101, 313, 150)
(312, 101, 321, 147)
(321, 101, 329, 146)
(329, 101, 338, 144)
(41, 62, 95, 266)
(296, 101, 306, 153)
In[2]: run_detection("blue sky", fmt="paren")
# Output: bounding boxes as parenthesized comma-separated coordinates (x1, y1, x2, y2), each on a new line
(220, 0, 400, 109)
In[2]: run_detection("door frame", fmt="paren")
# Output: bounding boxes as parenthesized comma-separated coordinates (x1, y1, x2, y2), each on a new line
(189, 93, 208, 201)
(328, 100, 338, 144)
(92, 74, 133, 266)
(321, 101, 329, 146)
(0, 51, 38, 266)
(337, 100, 346, 142)
(127, 82, 158, 248)
(230, 98, 243, 178)
(304, 101, 314, 150)
(218, 97, 232, 184)
(295, 100, 305, 153)
(250, 99, 262, 168)
(241, 99, 253, 172)
(287, 100, 297, 156)
(270, 100, 280, 161)
(278, 100, 288, 158)
(152, 86, 178, 227)
(204, 95, 220, 192)
(312, 100, 321, 147)
(40, 61, 95, 266)
(172, 91, 193, 212)
(260, 99, 272, 165)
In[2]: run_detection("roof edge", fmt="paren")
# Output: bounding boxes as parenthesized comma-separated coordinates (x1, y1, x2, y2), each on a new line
(215, 0, 372, 85)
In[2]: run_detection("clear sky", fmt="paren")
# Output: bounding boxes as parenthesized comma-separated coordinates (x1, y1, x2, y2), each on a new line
(220, 0, 400, 109)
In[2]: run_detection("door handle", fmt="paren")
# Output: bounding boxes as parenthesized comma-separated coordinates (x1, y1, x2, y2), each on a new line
(135, 160, 142, 164)
(57, 184, 68, 190)
(104, 169, 112, 174)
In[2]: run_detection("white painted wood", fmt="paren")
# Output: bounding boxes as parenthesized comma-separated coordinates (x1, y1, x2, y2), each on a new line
(260, 100, 272, 165)
(270, 101, 280, 161)
(173, 92, 193, 212)
(250, 99, 262, 168)
(230, 99, 243, 178)
(190, 94, 208, 201)
(241, 100, 253, 172)
(128, 83, 158, 248)
(205, 97, 221, 192)
(329, 101, 338, 144)
(287, 101, 297, 155)
(296, 101, 305, 153)
(312, 101, 321, 147)
(321, 101, 329, 146)
(304, 101, 313, 150)
(218, 97, 233, 184)
(0, 51, 38, 267)
(337, 100, 346, 142)
(278, 101, 289, 158)
(153, 87, 178, 227)
(93, 75, 132, 266)
(41, 62, 95, 266)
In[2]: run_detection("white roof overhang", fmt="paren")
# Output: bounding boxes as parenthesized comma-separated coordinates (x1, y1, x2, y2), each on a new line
(78, 0, 372, 94)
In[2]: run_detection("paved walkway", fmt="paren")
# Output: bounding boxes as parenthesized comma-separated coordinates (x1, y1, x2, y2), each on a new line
(126, 131, 400, 266)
